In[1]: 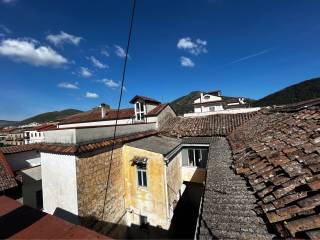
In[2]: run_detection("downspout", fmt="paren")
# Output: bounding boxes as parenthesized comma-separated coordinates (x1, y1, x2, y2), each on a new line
(163, 160, 170, 228)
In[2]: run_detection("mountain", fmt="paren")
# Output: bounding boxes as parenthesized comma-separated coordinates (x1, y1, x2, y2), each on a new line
(0, 120, 19, 127)
(19, 109, 83, 125)
(170, 91, 255, 115)
(170, 91, 202, 115)
(254, 77, 320, 107)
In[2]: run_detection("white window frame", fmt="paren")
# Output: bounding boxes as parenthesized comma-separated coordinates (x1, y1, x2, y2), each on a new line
(135, 101, 146, 121)
(137, 163, 147, 188)
(187, 148, 208, 168)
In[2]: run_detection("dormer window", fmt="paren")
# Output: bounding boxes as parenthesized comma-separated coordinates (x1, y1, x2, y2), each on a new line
(204, 95, 210, 100)
(135, 101, 145, 121)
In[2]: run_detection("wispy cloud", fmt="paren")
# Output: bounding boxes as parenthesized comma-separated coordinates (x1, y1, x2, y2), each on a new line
(85, 92, 99, 98)
(101, 47, 110, 57)
(58, 82, 79, 89)
(114, 45, 128, 58)
(0, 38, 68, 66)
(46, 31, 82, 46)
(88, 56, 108, 69)
(79, 67, 92, 77)
(180, 56, 195, 67)
(227, 48, 273, 65)
(177, 37, 207, 55)
(97, 78, 121, 89)
(0, 24, 11, 35)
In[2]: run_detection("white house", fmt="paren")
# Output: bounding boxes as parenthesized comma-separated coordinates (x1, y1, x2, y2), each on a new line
(185, 90, 260, 117)
(24, 125, 56, 144)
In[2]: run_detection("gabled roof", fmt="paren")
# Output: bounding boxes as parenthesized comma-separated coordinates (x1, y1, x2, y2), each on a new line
(60, 108, 135, 125)
(129, 95, 161, 104)
(228, 106, 320, 238)
(147, 104, 168, 116)
(0, 151, 17, 191)
(59, 104, 168, 125)
(0, 196, 109, 239)
(160, 112, 257, 137)
(35, 124, 57, 131)
(38, 130, 157, 155)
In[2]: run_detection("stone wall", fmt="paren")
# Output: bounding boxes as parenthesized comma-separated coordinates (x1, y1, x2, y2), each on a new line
(76, 147, 127, 237)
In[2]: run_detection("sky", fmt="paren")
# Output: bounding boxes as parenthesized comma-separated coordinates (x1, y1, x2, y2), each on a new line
(1, 0, 320, 120)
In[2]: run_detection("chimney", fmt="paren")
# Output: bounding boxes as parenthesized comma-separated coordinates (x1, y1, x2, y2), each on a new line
(100, 103, 108, 119)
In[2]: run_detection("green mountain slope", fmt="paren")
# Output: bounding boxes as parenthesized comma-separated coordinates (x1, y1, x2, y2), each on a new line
(254, 77, 320, 107)
(20, 109, 83, 124)
(170, 91, 202, 115)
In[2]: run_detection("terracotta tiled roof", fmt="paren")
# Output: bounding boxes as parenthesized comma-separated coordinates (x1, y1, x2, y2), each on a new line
(160, 112, 257, 137)
(0, 151, 17, 191)
(198, 137, 273, 239)
(60, 108, 135, 125)
(129, 95, 161, 104)
(0, 196, 109, 239)
(38, 130, 157, 155)
(147, 104, 168, 116)
(36, 124, 57, 131)
(228, 107, 320, 238)
(0, 144, 38, 154)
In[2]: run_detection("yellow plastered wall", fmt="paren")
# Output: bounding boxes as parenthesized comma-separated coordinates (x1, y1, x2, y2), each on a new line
(122, 145, 169, 229)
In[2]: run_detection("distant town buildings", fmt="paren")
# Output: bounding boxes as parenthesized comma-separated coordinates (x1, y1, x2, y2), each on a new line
(1, 93, 319, 239)
(184, 90, 260, 117)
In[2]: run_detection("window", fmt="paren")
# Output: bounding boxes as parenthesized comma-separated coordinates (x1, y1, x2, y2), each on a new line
(135, 101, 145, 121)
(186, 148, 208, 168)
(139, 215, 148, 226)
(204, 95, 210, 99)
(137, 163, 147, 187)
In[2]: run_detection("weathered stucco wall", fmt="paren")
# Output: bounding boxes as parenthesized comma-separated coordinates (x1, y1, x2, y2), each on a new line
(76, 147, 126, 236)
(41, 153, 78, 216)
(181, 167, 206, 184)
(122, 145, 169, 229)
(166, 152, 183, 219)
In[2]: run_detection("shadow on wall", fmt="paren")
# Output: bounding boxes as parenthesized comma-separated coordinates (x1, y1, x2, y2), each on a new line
(168, 182, 204, 239)
(189, 168, 206, 184)
(79, 215, 168, 239)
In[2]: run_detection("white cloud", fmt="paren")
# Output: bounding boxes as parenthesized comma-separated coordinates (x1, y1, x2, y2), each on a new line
(58, 82, 79, 89)
(180, 56, 195, 67)
(85, 92, 99, 98)
(101, 48, 110, 57)
(79, 67, 92, 77)
(0, 38, 68, 66)
(89, 56, 108, 69)
(46, 31, 82, 46)
(114, 45, 127, 58)
(98, 79, 120, 89)
(177, 37, 207, 55)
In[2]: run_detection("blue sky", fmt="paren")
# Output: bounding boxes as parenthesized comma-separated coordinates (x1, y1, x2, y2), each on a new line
(1, 0, 320, 120)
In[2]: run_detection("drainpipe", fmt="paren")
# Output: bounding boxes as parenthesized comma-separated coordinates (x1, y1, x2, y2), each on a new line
(163, 161, 170, 228)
